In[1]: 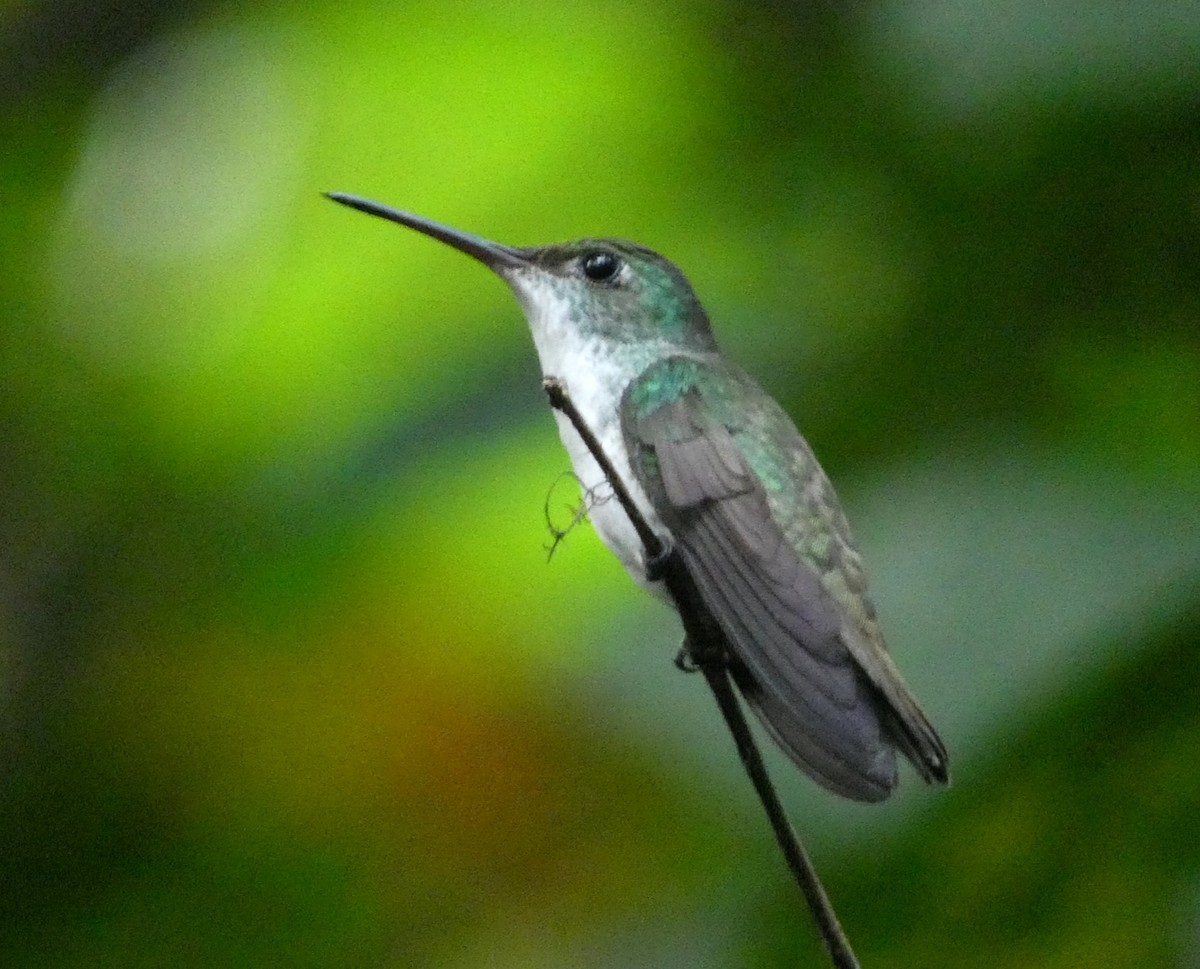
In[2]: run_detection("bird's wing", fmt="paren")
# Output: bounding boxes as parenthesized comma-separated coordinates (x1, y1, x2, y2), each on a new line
(621, 356, 901, 801)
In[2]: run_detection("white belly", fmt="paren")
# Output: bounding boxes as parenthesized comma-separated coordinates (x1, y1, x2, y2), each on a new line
(521, 330, 666, 587)
(551, 403, 661, 586)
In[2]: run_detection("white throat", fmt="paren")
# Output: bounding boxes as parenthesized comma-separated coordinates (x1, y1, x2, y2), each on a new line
(507, 271, 669, 589)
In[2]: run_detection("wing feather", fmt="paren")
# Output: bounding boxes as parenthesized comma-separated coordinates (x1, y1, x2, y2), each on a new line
(622, 359, 905, 800)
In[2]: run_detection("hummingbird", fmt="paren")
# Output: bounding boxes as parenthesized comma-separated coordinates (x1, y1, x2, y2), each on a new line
(327, 192, 949, 802)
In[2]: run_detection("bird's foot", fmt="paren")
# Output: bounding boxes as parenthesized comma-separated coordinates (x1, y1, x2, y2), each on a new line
(644, 539, 676, 583)
(673, 640, 700, 673)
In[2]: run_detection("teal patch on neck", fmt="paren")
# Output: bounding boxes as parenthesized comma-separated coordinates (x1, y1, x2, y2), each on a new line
(638, 260, 690, 337)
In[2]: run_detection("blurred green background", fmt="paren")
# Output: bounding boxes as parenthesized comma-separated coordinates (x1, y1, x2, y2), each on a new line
(3, 1, 1200, 966)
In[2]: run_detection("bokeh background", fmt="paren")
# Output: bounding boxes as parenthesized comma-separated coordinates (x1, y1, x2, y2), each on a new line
(3, 1, 1200, 966)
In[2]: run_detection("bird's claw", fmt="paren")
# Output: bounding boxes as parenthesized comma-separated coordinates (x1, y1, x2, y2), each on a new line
(674, 642, 699, 673)
(644, 540, 676, 583)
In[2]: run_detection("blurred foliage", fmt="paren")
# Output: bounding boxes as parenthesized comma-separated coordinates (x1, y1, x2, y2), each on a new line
(2, 0, 1199, 967)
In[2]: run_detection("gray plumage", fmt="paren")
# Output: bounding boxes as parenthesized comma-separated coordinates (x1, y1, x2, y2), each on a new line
(623, 355, 947, 801)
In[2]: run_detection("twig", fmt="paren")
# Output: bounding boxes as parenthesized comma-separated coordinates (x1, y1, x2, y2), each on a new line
(542, 376, 861, 969)
(699, 664, 860, 969)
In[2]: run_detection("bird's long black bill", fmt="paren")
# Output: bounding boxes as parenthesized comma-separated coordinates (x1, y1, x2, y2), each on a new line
(325, 192, 528, 271)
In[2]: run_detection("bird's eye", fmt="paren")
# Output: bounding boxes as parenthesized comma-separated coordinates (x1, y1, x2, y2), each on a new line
(581, 250, 621, 282)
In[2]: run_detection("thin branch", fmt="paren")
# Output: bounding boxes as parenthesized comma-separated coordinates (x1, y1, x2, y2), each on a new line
(699, 662, 860, 969)
(542, 376, 861, 969)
